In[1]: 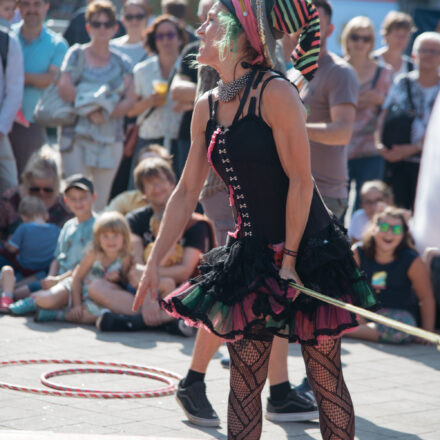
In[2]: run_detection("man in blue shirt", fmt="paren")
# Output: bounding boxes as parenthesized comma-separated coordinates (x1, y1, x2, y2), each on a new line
(9, 0, 67, 176)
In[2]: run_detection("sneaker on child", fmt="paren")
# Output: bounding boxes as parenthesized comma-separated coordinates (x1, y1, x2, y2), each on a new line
(9, 297, 37, 315)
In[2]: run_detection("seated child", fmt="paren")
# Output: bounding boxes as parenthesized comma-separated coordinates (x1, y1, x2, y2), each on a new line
(34, 211, 134, 325)
(348, 207, 436, 344)
(7, 175, 96, 315)
(0, 196, 60, 311)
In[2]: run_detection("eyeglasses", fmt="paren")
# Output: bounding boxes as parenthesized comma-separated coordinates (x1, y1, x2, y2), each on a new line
(378, 221, 403, 235)
(418, 48, 440, 56)
(124, 13, 146, 21)
(349, 34, 372, 43)
(155, 31, 177, 41)
(363, 197, 384, 206)
(29, 186, 54, 194)
(89, 20, 115, 29)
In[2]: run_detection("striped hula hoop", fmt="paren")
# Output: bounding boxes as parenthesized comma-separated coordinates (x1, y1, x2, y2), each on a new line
(0, 359, 183, 399)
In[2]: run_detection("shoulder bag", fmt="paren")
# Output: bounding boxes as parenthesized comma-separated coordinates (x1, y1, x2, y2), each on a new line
(381, 77, 415, 149)
(33, 47, 85, 127)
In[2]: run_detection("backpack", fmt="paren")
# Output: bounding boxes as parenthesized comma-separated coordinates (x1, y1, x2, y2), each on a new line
(0, 26, 9, 73)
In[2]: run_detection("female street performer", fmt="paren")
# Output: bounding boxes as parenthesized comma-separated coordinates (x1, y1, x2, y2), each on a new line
(133, 0, 376, 438)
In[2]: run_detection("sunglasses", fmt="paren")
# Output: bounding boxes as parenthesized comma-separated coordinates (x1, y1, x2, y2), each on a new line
(378, 221, 403, 235)
(155, 31, 177, 41)
(418, 48, 440, 56)
(89, 20, 115, 29)
(124, 13, 146, 21)
(349, 34, 372, 43)
(363, 197, 384, 206)
(29, 186, 54, 194)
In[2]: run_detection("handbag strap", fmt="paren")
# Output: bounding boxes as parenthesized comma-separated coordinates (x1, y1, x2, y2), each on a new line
(137, 59, 179, 126)
(405, 76, 415, 112)
(371, 65, 382, 89)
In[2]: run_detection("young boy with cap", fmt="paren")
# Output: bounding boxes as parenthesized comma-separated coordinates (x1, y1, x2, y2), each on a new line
(7, 174, 97, 316)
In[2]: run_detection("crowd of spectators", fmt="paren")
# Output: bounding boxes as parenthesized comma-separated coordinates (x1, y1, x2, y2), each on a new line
(0, 0, 439, 348)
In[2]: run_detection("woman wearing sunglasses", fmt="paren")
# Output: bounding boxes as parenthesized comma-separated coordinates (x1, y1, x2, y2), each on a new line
(110, 0, 150, 68)
(350, 206, 435, 344)
(341, 16, 393, 212)
(58, 0, 136, 211)
(126, 14, 186, 189)
(0, 145, 71, 242)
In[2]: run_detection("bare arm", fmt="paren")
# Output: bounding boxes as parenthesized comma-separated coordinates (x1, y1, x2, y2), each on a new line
(48, 259, 59, 277)
(110, 76, 137, 119)
(263, 79, 314, 279)
(126, 93, 163, 117)
(130, 234, 145, 264)
(170, 74, 197, 105)
(25, 65, 58, 89)
(71, 251, 95, 309)
(57, 72, 76, 102)
(158, 247, 201, 284)
(306, 103, 356, 146)
(408, 257, 436, 333)
(351, 246, 361, 267)
(132, 95, 211, 310)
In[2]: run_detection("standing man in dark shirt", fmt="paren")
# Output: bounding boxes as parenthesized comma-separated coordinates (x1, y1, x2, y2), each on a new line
(289, 0, 358, 220)
(170, 40, 199, 178)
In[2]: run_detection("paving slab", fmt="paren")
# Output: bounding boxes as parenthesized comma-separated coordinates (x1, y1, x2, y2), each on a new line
(0, 315, 439, 439)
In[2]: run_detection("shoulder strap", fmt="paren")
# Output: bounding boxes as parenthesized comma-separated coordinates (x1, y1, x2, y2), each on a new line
(0, 28, 9, 74)
(247, 70, 266, 117)
(231, 68, 258, 125)
(371, 66, 382, 89)
(405, 76, 415, 112)
(258, 73, 285, 116)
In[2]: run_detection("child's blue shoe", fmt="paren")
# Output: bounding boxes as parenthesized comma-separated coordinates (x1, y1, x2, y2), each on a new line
(34, 308, 58, 322)
(9, 297, 37, 315)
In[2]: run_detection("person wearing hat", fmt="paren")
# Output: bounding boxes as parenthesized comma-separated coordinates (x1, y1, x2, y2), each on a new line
(8, 174, 97, 317)
(133, 0, 375, 438)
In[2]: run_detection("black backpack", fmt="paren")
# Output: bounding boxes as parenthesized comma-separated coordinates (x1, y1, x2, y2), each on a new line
(0, 26, 9, 73)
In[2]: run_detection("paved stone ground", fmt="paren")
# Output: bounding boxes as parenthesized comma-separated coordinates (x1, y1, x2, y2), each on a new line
(0, 314, 439, 439)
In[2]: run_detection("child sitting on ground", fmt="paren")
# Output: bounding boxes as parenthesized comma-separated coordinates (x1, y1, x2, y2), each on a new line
(0, 196, 60, 311)
(348, 207, 436, 344)
(34, 211, 134, 325)
(8, 175, 97, 316)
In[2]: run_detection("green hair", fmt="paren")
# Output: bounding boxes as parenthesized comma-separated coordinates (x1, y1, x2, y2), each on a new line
(216, 10, 244, 60)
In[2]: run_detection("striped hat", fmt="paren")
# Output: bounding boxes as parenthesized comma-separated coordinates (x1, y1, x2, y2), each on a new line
(220, 0, 320, 80)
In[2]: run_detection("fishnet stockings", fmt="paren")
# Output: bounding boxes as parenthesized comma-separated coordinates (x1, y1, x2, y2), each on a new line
(226, 332, 273, 440)
(302, 338, 355, 440)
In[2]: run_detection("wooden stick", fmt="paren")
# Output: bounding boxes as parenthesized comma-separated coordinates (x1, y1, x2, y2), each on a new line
(288, 282, 440, 349)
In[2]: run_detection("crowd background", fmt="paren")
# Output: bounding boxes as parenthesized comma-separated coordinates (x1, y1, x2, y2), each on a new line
(0, 0, 439, 346)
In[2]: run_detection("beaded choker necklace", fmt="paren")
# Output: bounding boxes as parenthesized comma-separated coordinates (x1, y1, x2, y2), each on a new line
(217, 72, 252, 102)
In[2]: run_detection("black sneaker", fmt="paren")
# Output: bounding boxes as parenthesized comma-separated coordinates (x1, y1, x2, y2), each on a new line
(294, 377, 316, 405)
(163, 319, 197, 337)
(266, 387, 319, 422)
(96, 312, 140, 331)
(176, 380, 220, 427)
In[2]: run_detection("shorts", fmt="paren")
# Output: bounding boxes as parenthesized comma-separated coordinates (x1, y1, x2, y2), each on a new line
(376, 308, 416, 344)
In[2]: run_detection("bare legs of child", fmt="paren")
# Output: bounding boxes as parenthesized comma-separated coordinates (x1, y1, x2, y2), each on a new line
(227, 333, 354, 440)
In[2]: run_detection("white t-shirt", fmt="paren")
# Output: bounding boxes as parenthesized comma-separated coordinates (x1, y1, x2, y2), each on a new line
(133, 55, 182, 141)
(110, 36, 148, 68)
(348, 209, 370, 241)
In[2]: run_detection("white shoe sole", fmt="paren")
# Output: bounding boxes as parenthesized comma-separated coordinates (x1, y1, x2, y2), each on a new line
(176, 394, 221, 427)
(265, 409, 319, 422)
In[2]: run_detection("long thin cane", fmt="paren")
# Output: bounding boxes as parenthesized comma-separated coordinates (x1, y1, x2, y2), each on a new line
(288, 282, 440, 349)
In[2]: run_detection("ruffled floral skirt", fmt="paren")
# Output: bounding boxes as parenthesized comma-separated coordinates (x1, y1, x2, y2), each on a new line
(161, 221, 376, 345)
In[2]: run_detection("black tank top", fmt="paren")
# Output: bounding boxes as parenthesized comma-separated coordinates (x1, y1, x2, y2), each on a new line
(205, 68, 332, 246)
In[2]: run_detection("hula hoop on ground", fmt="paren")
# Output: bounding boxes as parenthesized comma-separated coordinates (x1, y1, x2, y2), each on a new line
(0, 359, 182, 399)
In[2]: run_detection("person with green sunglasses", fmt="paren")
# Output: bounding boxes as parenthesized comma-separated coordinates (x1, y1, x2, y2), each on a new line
(348, 206, 436, 344)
